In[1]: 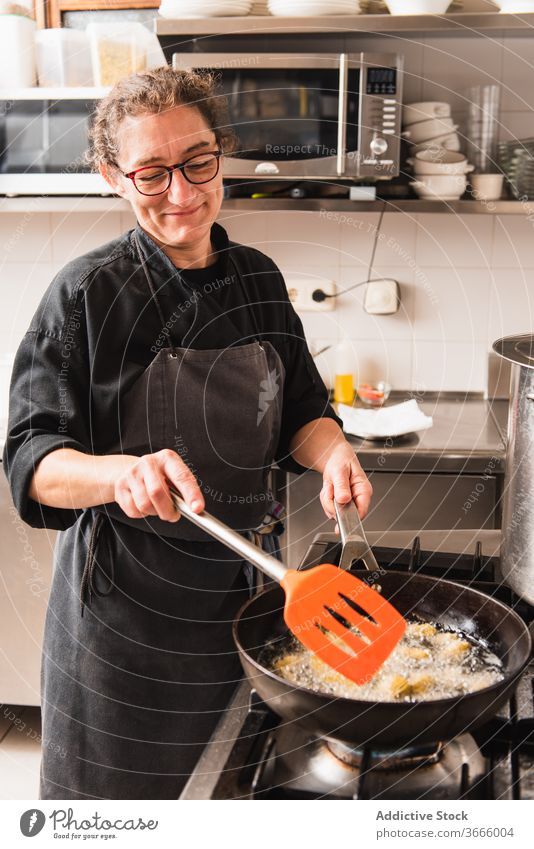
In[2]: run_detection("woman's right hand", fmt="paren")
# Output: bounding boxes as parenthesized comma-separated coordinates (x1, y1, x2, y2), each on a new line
(114, 449, 205, 522)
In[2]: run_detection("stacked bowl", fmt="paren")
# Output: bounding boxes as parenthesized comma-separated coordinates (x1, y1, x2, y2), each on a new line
(403, 101, 468, 200)
(403, 101, 461, 153)
(408, 149, 474, 200)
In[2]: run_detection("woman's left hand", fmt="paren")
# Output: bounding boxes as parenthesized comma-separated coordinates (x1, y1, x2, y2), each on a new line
(319, 441, 373, 522)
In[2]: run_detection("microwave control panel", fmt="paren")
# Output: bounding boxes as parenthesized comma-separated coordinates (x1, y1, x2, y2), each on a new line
(356, 63, 402, 180)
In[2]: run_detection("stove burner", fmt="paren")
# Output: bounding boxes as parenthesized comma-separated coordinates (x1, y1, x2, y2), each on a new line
(326, 738, 443, 771)
(254, 725, 487, 799)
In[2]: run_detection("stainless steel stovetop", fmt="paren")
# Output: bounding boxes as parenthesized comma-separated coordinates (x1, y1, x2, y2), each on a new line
(180, 529, 534, 800)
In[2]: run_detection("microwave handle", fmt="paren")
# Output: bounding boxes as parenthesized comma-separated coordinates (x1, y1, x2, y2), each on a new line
(336, 53, 348, 177)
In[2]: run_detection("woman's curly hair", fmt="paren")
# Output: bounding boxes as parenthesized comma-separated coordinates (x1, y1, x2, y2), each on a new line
(87, 65, 236, 171)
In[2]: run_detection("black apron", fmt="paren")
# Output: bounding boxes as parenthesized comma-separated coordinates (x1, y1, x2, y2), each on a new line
(39, 234, 285, 800)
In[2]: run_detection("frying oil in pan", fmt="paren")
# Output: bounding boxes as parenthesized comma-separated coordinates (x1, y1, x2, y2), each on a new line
(263, 621, 504, 702)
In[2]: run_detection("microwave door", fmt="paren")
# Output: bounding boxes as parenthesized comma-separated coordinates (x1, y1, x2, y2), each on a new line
(173, 54, 345, 179)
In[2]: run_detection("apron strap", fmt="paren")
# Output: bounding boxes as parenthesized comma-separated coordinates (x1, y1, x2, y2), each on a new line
(228, 252, 264, 347)
(133, 233, 179, 357)
(80, 512, 115, 616)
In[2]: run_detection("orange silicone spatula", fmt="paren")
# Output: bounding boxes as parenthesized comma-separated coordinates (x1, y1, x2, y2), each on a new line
(169, 489, 406, 685)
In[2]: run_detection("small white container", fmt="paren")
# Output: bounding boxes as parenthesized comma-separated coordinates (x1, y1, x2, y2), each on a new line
(87, 22, 147, 87)
(35, 28, 93, 87)
(0, 14, 36, 87)
(469, 173, 504, 201)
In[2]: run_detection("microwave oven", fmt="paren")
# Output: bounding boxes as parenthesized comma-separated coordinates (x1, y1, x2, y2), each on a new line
(0, 97, 108, 195)
(172, 52, 404, 182)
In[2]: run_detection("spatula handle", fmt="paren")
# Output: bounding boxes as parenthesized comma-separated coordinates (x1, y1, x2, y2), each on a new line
(169, 487, 288, 583)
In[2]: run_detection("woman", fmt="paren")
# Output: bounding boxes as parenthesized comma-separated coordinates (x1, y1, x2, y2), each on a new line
(3, 67, 372, 800)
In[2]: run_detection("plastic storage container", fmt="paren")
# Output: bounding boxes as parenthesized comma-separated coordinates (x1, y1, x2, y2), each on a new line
(35, 28, 93, 87)
(0, 14, 36, 87)
(87, 22, 149, 87)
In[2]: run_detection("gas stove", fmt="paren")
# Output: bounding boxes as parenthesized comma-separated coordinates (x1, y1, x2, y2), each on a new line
(180, 529, 534, 800)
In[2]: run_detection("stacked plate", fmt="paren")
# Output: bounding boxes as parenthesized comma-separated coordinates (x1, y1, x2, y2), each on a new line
(360, 0, 463, 10)
(384, 0, 452, 13)
(268, 0, 361, 15)
(498, 138, 534, 200)
(158, 0, 253, 17)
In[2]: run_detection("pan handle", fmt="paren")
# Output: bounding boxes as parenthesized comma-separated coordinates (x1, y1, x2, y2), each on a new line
(334, 500, 381, 573)
(169, 487, 288, 583)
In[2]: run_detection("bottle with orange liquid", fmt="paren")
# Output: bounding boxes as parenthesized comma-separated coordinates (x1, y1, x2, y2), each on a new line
(333, 339, 355, 405)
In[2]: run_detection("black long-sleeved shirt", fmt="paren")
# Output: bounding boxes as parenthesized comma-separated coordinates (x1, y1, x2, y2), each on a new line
(2, 221, 341, 531)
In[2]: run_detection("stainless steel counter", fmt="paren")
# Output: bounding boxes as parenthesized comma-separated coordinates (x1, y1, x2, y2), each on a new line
(276, 395, 510, 566)
(341, 396, 508, 474)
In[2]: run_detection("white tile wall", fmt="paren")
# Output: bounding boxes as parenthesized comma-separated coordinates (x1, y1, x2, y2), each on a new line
(1, 28, 534, 393)
(1, 209, 533, 393)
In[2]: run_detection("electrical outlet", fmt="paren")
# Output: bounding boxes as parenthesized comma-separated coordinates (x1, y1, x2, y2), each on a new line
(284, 274, 336, 312)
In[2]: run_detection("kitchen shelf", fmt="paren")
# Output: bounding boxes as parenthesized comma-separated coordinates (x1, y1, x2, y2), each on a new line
(155, 11, 534, 36)
(222, 197, 531, 213)
(0, 196, 130, 213)
(0, 196, 531, 214)
(0, 86, 110, 101)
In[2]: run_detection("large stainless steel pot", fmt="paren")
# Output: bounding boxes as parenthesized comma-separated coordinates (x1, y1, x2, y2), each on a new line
(493, 334, 534, 604)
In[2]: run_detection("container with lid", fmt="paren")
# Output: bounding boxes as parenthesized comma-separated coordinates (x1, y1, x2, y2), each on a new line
(87, 22, 148, 87)
(0, 13, 36, 87)
(35, 28, 93, 87)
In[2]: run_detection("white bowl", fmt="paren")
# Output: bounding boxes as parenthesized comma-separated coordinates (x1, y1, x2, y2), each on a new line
(403, 101, 451, 125)
(385, 0, 451, 13)
(412, 132, 462, 153)
(411, 174, 467, 200)
(408, 149, 474, 175)
(403, 117, 457, 143)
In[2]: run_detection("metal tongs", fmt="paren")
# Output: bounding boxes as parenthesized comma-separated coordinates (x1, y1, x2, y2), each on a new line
(334, 499, 381, 572)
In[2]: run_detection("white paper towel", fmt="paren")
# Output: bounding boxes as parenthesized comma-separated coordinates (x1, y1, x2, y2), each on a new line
(338, 399, 433, 440)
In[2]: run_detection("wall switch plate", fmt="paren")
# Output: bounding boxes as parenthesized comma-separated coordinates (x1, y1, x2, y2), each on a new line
(284, 274, 336, 312)
(364, 278, 400, 315)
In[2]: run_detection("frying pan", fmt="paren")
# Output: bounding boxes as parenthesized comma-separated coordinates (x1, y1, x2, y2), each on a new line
(233, 569, 531, 748)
